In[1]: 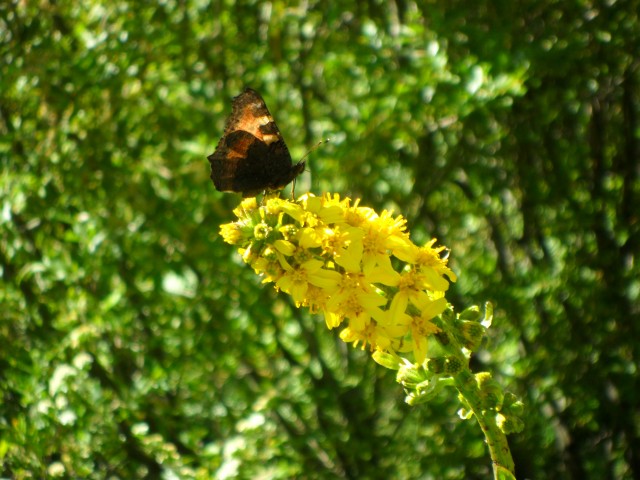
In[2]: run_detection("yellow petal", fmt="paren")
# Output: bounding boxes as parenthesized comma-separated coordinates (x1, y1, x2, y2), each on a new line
(274, 239, 296, 256)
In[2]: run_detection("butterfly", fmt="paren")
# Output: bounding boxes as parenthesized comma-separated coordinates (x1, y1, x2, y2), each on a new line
(208, 88, 305, 197)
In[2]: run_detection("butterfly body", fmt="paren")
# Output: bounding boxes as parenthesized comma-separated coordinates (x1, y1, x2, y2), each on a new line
(208, 88, 305, 197)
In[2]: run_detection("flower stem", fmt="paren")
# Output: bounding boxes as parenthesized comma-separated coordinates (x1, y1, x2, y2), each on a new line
(454, 370, 516, 479)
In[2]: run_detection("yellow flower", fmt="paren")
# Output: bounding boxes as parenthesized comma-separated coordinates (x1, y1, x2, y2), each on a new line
(219, 222, 244, 245)
(220, 193, 457, 366)
(340, 321, 394, 351)
(394, 240, 457, 283)
(321, 225, 359, 256)
(334, 233, 364, 273)
(392, 268, 443, 313)
(344, 202, 376, 228)
(358, 212, 409, 272)
(317, 194, 349, 224)
(250, 256, 285, 284)
(233, 197, 259, 219)
(301, 285, 331, 313)
(374, 307, 412, 342)
(276, 258, 340, 305)
(325, 273, 386, 314)
(409, 297, 447, 363)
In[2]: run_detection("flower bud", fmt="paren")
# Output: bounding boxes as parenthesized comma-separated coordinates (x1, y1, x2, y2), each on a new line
(459, 305, 481, 322)
(397, 363, 427, 386)
(496, 413, 525, 434)
(426, 357, 447, 374)
(458, 321, 486, 351)
(372, 351, 402, 370)
(253, 222, 272, 240)
(476, 372, 504, 410)
(443, 357, 464, 375)
(219, 222, 244, 245)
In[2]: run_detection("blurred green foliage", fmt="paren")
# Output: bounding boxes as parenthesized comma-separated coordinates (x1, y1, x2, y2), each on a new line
(1, 0, 638, 478)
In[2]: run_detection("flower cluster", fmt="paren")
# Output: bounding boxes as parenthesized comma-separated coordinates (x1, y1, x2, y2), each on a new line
(220, 193, 457, 365)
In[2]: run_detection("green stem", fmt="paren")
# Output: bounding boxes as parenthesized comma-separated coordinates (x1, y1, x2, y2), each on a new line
(454, 370, 516, 479)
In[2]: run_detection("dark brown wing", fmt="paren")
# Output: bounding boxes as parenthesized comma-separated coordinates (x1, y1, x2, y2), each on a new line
(208, 88, 304, 197)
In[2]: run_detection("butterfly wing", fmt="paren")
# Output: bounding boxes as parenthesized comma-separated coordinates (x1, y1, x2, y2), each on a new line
(208, 88, 304, 197)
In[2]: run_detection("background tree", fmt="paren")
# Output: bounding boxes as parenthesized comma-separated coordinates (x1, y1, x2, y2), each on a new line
(1, 1, 638, 478)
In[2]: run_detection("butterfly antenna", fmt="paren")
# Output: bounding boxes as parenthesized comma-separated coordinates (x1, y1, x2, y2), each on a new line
(302, 138, 330, 165)
(292, 139, 330, 199)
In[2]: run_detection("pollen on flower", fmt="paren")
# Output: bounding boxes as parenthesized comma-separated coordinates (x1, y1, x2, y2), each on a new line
(344, 204, 376, 228)
(275, 263, 312, 304)
(301, 285, 331, 312)
(251, 256, 283, 282)
(320, 226, 350, 256)
(361, 223, 387, 257)
(409, 312, 443, 363)
(413, 242, 457, 283)
(300, 211, 322, 228)
(376, 209, 408, 239)
(340, 321, 393, 351)
(334, 290, 387, 333)
(398, 268, 424, 290)
(411, 314, 442, 338)
(393, 269, 435, 308)
(279, 224, 298, 241)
